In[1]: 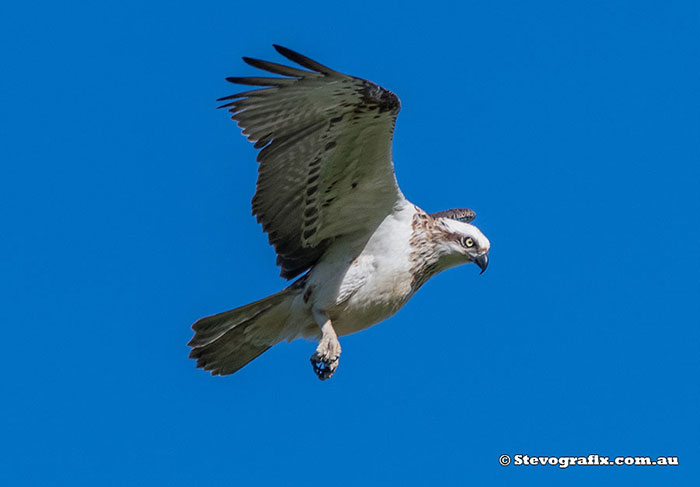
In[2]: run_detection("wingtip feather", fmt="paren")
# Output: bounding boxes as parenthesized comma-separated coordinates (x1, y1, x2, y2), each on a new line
(242, 55, 313, 78)
(271, 44, 337, 75)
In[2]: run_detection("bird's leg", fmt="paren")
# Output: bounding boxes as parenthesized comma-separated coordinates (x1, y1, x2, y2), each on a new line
(310, 308, 341, 381)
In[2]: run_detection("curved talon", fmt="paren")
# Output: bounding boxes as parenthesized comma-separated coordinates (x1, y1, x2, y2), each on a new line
(310, 353, 338, 380)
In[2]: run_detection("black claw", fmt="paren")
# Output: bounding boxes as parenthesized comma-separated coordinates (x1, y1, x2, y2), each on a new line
(310, 356, 337, 381)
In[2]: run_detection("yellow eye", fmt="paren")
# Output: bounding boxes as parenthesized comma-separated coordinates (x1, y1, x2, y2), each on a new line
(463, 237, 474, 248)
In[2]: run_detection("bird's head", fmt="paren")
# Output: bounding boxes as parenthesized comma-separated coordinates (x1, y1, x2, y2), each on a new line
(430, 209, 490, 274)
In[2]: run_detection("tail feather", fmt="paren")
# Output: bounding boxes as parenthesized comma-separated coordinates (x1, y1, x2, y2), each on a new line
(189, 289, 294, 376)
(190, 325, 271, 376)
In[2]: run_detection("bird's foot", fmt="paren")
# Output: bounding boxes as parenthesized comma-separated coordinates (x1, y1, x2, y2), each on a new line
(310, 353, 338, 380)
(310, 334, 341, 381)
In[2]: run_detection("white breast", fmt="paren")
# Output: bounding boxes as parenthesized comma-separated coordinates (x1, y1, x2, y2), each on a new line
(307, 200, 419, 337)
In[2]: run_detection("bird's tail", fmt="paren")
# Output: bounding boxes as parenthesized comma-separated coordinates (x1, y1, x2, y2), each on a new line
(188, 288, 296, 376)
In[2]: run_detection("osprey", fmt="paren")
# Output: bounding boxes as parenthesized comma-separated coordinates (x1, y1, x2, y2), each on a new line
(189, 46, 490, 380)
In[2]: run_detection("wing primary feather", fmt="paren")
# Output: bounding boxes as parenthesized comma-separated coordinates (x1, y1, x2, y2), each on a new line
(216, 93, 242, 102)
(225, 76, 297, 86)
(272, 45, 338, 75)
(216, 100, 238, 109)
(216, 88, 279, 103)
(242, 57, 314, 78)
(253, 134, 273, 149)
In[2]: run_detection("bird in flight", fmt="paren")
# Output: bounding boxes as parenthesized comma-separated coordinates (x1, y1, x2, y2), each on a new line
(189, 45, 490, 380)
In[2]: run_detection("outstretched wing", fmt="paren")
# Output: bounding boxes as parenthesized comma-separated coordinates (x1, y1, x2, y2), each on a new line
(219, 45, 404, 279)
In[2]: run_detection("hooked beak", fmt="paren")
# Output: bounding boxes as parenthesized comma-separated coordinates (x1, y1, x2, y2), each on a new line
(474, 253, 489, 274)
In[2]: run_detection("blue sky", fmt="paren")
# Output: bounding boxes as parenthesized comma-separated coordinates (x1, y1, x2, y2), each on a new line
(1, 1, 698, 485)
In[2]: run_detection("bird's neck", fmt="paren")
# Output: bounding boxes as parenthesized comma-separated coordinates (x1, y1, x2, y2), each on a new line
(407, 209, 451, 292)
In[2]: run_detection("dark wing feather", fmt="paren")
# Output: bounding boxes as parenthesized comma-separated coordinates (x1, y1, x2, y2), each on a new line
(272, 44, 339, 75)
(241, 57, 313, 78)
